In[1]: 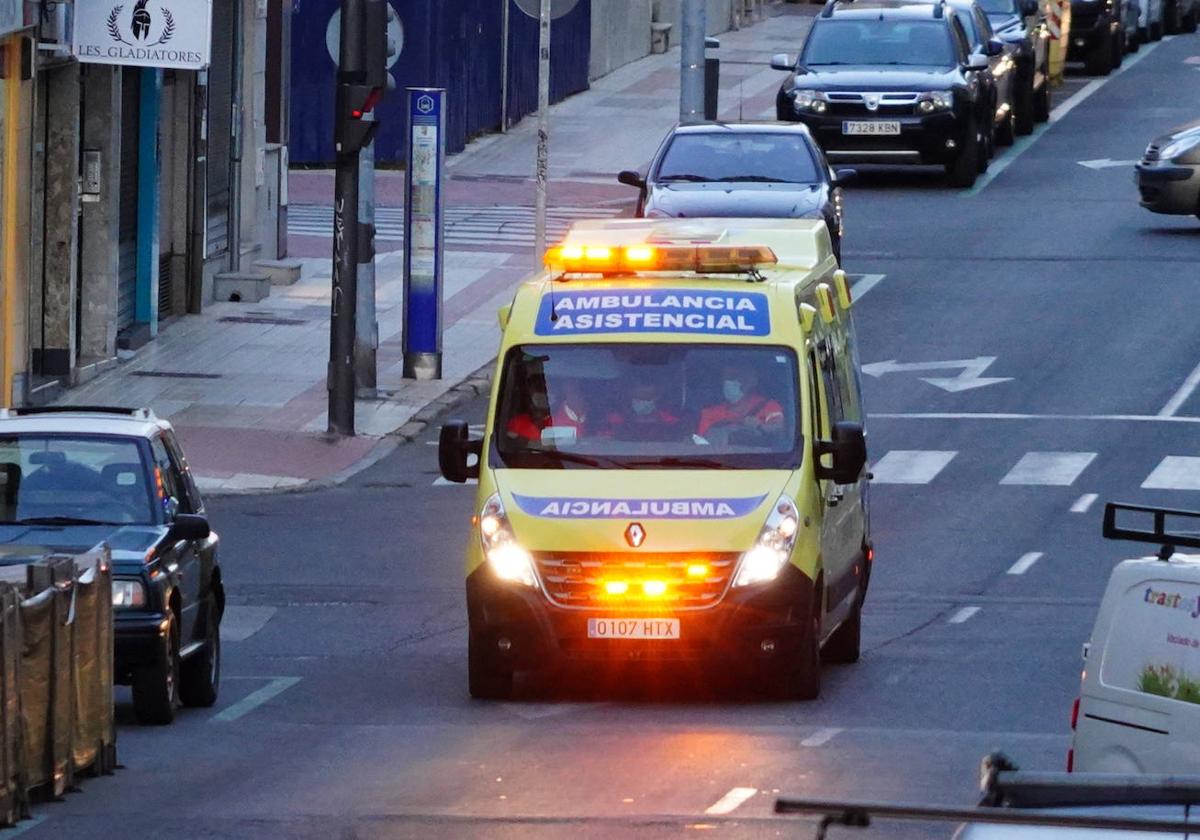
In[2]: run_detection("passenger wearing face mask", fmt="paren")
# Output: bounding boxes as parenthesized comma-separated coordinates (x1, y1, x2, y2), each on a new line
(605, 382, 681, 439)
(696, 366, 784, 437)
(506, 378, 594, 442)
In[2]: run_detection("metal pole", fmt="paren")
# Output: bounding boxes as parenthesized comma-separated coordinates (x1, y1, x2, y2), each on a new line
(680, 0, 706, 124)
(1, 35, 20, 406)
(354, 139, 377, 396)
(500, 0, 510, 132)
(533, 0, 550, 270)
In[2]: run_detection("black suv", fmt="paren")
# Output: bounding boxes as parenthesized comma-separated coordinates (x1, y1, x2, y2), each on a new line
(773, 0, 995, 187)
(978, 0, 1052, 132)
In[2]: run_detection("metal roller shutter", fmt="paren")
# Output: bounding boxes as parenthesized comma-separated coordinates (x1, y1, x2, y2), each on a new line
(117, 67, 140, 333)
(205, 0, 234, 259)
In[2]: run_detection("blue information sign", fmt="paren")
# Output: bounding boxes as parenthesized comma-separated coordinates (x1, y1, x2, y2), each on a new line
(402, 88, 446, 379)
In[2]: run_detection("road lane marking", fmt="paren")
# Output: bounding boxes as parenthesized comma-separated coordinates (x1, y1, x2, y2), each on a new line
(870, 450, 957, 484)
(705, 787, 758, 815)
(500, 702, 607, 720)
(800, 727, 843, 747)
(1008, 552, 1043, 575)
(949, 606, 980, 624)
(850, 273, 885, 300)
(433, 476, 478, 486)
(1000, 452, 1096, 486)
(870, 412, 1200, 424)
(1159, 360, 1200, 418)
(965, 37, 1171, 196)
(212, 677, 301, 723)
(1071, 493, 1099, 513)
(221, 606, 277, 642)
(1142, 456, 1200, 491)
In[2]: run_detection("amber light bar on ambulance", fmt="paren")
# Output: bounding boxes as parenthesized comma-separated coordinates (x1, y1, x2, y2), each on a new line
(544, 243, 778, 275)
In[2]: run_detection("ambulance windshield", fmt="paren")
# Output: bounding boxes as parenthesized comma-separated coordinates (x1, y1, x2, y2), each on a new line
(493, 344, 802, 470)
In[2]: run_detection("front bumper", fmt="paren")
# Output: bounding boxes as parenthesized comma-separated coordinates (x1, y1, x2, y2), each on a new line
(783, 108, 967, 165)
(1136, 161, 1200, 214)
(466, 561, 816, 672)
(114, 612, 169, 681)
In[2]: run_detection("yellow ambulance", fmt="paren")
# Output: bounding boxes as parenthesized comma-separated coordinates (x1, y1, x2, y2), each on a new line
(439, 217, 872, 700)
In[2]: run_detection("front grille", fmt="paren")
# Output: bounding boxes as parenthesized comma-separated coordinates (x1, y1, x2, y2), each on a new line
(826, 91, 921, 116)
(532, 552, 740, 610)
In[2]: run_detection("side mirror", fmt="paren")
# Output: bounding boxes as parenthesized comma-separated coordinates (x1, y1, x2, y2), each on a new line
(169, 513, 210, 542)
(617, 169, 645, 189)
(832, 168, 857, 186)
(966, 53, 990, 70)
(1020, 0, 1039, 15)
(439, 420, 482, 484)
(770, 52, 794, 72)
(814, 421, 867, 485)
(984, 38, 1005, 57)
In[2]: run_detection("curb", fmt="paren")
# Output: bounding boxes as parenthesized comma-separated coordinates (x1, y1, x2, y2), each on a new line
(204, 361, 494, 498)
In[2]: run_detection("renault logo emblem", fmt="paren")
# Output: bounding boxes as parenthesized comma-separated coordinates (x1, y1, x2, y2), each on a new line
(865, 94, 881, 112)
(625, 523, 646, 548)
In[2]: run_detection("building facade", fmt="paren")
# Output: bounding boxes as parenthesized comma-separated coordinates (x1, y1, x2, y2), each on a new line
(0, 0, 290, 406)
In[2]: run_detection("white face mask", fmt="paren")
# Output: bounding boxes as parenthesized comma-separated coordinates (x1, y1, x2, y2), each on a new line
(723, 379, 744, 404)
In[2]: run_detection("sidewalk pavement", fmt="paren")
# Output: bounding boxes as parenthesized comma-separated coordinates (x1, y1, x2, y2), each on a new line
(55, 5, 817, 495)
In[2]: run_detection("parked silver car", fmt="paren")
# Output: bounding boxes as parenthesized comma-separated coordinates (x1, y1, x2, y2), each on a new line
(1136, 119, 1200, 219)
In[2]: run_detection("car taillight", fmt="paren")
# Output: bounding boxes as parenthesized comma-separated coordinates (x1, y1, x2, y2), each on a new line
(1070, 696, 1080, 730)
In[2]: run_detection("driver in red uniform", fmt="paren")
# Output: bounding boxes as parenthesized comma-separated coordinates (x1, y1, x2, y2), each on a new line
(506, 378, 595, 442)
(697, 365, 784, 437)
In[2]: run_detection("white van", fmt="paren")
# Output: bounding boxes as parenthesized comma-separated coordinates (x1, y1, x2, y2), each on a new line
(1070, 503, 1200, 775)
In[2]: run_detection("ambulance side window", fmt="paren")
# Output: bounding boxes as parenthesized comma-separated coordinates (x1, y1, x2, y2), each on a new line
(807, 348, 826, 440)
(818, 339, 845, 424)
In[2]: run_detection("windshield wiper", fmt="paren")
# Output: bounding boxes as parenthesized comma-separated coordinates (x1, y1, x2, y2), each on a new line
(625, 456, 732, 469)
(520, 448, 631, 469)
(713, 175, 808, 183)
(658, 174, 713, 182)
(13, 516, 122, 526)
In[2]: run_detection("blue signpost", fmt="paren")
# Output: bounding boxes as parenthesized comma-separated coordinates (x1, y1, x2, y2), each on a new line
(402, 87, 446, 380)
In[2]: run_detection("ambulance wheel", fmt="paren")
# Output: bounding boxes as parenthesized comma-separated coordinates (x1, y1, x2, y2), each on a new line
(823, 597, 862, 665)
(775, 614, 822, 700)
(468, 632, 513, 700)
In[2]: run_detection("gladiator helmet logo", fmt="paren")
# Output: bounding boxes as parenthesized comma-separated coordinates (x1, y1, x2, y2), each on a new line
(106, 2, 176, 46)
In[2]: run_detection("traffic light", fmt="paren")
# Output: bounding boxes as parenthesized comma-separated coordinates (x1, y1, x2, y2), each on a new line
(334, 0, 396, 156)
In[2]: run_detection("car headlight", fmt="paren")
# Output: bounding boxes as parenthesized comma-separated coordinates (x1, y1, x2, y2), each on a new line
(791, 90, 828, 114)
(733, 495, 801, 587)
(478, 494, 537, 587)
(917, 91, 954, 114)
(112, 579, 147, 609)
(1159, 139, 1198, 161)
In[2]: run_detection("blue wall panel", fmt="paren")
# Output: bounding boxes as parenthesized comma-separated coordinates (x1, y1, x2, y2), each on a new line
(289, 0, 592, 165)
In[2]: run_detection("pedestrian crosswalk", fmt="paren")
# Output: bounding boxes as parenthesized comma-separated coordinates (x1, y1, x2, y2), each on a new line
(427, 450, 1200, 491)
(287, 204, 625, 248)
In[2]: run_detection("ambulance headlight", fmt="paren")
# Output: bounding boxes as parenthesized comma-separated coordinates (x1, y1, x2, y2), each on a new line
(734, 495, 800, 587)
(479, 494, 537, 588)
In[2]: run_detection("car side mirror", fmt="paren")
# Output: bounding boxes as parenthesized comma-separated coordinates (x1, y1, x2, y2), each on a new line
(984, 38, 1005, 56)
(966, 53, 990, 70)
(832, 168, 857, 186)
(814, 421, 867, 485)
(770, 52, 794, 72)
(1020, 0, 1039, 15)
(617, 169, 645, 189)
(169, 513, 210, 542)
(439, 420, 482, 484)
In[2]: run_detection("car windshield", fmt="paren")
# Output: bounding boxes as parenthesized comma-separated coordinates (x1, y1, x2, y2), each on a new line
(493, 344, 802, 470)
(802, 19, 956, 67)
(977, 0, 1018, 13)
(656, 133, 820, 184)
(0, 435, 156, 526)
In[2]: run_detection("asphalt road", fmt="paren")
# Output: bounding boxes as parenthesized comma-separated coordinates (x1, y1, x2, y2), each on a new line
(28, 37, 1200, 840)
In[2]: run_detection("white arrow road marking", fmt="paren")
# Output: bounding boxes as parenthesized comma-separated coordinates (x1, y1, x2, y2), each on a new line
(862, 356, 1012, 393)
(705, 787, 758, 815)
(1077, 158, 1139, 170)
